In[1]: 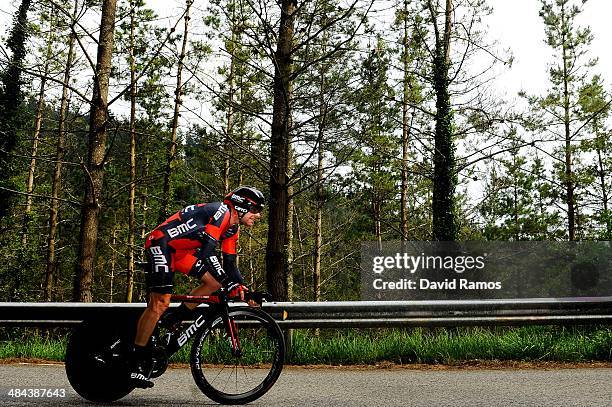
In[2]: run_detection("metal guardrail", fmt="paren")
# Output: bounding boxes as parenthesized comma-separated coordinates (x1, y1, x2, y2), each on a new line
(0, 297, 611, 328)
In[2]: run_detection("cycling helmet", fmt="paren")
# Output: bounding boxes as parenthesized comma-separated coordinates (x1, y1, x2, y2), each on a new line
(224, 186, 266, 214)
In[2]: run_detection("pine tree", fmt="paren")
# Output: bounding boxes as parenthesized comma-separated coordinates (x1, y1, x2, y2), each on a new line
(577, 75, 612, 238)
(394, 0, 425, 240)
(45, 0, 80, 301)
(22, 3, 56, 247)
(74, 0, 118, 302)
(159, 0, 193, 222)
(114, 0, 165, 301)
(0, 0, 32, 220)
(522, 0, 601, 240)
(352, 36, 399, 248)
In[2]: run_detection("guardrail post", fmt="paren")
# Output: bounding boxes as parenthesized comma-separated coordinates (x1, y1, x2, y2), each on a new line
(283, 328, 293, 362)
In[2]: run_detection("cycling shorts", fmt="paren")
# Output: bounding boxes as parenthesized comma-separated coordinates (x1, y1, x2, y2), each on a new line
(144, 235, 207, 294)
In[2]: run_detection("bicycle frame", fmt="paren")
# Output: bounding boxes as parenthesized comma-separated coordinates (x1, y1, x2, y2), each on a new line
(158, 294, 241, 358)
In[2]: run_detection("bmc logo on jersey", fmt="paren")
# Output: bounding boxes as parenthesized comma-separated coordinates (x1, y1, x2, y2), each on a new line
(213, 204, 228, 221)
(167, 218, 197, 238)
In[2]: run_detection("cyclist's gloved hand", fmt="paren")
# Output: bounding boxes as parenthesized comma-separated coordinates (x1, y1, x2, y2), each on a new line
(225, 281, 248, 301)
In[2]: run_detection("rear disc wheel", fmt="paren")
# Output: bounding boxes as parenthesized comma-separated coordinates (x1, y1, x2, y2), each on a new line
(65, 320, 135, 402)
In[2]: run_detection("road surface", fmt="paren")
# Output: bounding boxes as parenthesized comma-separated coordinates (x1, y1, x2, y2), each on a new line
(0, 363, 610, 406)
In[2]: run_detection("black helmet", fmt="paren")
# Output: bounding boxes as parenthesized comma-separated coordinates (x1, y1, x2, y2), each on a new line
(224, 186, 266, 214)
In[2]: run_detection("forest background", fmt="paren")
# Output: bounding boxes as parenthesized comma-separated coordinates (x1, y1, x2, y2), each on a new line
(0, 0, 611, 305)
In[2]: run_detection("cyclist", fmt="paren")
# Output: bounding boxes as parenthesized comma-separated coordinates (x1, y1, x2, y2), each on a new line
(129, 186, 266, 388)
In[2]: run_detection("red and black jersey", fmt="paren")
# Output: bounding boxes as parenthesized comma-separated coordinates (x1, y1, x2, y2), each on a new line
(144, 202, 243, 293)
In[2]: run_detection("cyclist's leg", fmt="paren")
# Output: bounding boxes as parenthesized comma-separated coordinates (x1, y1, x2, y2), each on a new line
(177, 249, 222, 311)
(130, 292, 169, 388)
(185, 272, 222, 310)
(130, 238, 174, 388)
(135, 237, 174, 345)
(155, 251, 222, 329)
(135, 292, 171, 346)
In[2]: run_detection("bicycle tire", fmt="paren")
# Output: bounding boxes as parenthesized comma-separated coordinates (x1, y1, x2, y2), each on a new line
(190, 307, 285, 405)
(65, 320, 135, 402)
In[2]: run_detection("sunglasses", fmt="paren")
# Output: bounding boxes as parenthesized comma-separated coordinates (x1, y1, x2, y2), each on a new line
(249, 206, 264, 214)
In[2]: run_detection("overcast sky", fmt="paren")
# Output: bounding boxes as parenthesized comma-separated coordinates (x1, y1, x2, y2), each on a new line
(486, 0, 612, 97)
(1, 0, 610, 110)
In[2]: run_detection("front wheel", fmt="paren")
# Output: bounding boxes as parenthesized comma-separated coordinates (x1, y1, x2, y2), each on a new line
(190, 307, 285, 405)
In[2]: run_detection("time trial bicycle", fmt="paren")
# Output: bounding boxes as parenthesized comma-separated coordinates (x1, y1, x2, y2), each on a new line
(65, 290, 285, 405)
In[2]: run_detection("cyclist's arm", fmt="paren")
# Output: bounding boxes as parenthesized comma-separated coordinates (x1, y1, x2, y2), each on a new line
(194, 205, 235, 286)
(221, 231, 245, 285)
(194, 234, 228, 283)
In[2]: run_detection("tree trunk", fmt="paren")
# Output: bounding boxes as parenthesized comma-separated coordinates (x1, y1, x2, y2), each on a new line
(314, 140, 323, 302)
(110, 227, 117, 302)
(400, 0, 411, 241)
(74, 0, 118, 302)
(286, 174, 294, 301)
(140, 125, 150, 287)
(596, 147, 610, 236)
(223, 5, 238, 194)
(159, 0, 192, 222)
(125, 0, 137, 302)
(140, 130, 150, 241)
(22, 87, 44, 245)
(313, 30, 329, 303)
(45, 0, 78, 302)
(560, 2, 575, 241)
(294, 204, 306, 290)
(266, 0, 296, 301)
(513, 167, 519, 240)
(137, 132, 150, 302)
(248, 234, 254, 285)
(22, 12, 53, 246)
(431, 0, 456, 241)
(373, 185, 382, 250)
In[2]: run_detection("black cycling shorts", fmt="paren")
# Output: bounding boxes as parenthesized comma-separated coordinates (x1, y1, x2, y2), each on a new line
(144, 238, 207, 294)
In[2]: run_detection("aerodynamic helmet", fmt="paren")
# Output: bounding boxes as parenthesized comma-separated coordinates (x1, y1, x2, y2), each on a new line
(224, 186, 266, 214)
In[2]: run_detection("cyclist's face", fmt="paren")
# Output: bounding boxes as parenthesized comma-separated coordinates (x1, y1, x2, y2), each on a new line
(239, 210, 262, 227)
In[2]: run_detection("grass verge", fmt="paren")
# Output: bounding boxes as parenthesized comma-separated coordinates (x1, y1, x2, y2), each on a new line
(286, 326, 612, 365)
(1, 326, 610, 365)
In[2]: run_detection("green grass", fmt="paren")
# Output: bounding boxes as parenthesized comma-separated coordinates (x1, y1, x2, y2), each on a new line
(286, 326, 612, 365)
(0, 336, 66, 361)
(1, 326, 610, 365)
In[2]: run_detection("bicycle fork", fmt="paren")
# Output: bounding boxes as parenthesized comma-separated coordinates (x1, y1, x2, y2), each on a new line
(222, 305, 242, 357)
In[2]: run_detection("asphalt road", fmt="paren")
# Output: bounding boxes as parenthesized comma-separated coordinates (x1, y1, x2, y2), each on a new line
(0, 363, 610, 406)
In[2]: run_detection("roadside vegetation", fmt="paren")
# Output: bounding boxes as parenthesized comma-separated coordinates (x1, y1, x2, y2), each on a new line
(2, 0, 612, 307)
(1, 326, 610, 365)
